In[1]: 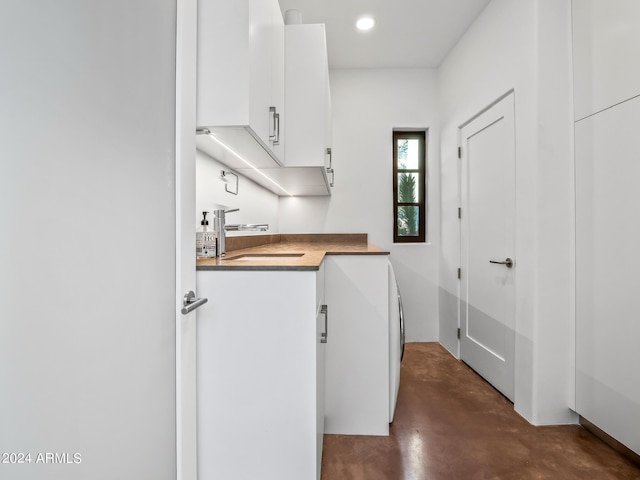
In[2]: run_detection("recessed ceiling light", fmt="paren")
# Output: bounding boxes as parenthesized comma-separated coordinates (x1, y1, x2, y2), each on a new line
(356, 16, 375, 31)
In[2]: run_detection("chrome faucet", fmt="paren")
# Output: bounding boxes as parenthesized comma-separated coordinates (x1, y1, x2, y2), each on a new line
(213, 208, 269, 257)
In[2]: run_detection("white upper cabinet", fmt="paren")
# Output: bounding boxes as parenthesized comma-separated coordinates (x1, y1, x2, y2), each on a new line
(284, 24, 333, 178)
(197, 0, 285, 167)
(573, 0, 640, 120)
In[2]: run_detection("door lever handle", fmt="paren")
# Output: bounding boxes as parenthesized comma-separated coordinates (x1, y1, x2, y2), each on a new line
(181, 290, 208, 315)
(489, 258, 514, 268)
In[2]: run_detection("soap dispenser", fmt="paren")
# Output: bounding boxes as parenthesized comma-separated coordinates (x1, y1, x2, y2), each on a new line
(196, 211, 217, 258)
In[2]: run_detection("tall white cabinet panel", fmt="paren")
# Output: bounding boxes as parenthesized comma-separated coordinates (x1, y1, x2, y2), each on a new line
(284, 24, 331, 168)
(575, 95, 640, 455)
(197, 0, 285, 163)
(196, 268, 325, 480)
(572, 0, 640, 120)
(324, 255, 390, 435)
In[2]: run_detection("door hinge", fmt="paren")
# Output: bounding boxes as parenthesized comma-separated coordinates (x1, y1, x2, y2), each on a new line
(458, 207, 462, 219)
(457, 268, 461, 279)
(458, 146, 462, 159)
(457, 327, 461, 339)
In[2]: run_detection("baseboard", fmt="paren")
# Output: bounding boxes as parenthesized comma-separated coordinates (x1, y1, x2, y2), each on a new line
(579, 416, 640, 467)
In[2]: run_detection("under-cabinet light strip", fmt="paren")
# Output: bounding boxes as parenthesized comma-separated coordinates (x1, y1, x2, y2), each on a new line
(197, 128, 294, 196)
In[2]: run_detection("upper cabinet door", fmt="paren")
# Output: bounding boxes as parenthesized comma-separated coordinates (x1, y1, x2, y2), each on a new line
(266, 1, 285, 162)
(284, 24, 332, 170)
(573, 0, 640, 120)
(197, 0, 285, 163)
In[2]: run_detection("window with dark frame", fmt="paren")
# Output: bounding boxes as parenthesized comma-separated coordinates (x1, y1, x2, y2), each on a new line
(393, 130, 426, 243)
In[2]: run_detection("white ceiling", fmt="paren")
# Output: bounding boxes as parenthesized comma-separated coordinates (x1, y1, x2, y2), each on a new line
(278, 0, 491, 69)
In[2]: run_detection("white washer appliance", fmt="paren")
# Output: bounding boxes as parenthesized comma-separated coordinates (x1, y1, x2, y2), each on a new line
(388, 261, 405, 422)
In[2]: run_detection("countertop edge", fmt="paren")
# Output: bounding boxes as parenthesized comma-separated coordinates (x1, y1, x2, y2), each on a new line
(197, 265, 321, 272)
(196, 238, 390, 271)
(324, 251, 390, 256)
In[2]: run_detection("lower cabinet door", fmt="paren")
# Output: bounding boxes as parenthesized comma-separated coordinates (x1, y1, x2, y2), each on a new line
(324, 255, 390, 436)
(316, 302, 327, 479)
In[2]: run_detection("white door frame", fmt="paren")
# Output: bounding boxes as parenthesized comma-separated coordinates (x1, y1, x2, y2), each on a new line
(175, 0, 198, 478)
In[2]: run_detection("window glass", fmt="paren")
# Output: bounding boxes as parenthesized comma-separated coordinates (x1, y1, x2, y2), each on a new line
(397, 139, 420, 170)
(397, 173, 420, 203)
(397, 206, 420, 237)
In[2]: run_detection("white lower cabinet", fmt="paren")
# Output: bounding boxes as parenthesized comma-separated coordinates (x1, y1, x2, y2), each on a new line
(195, 254, 389, 478)
(196, 266, 325, 480)
(324, 255, 390, 435)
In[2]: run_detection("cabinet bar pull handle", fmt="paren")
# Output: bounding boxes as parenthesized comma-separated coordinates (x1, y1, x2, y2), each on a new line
(269, 106, 280, 145)
(320, 304, 328, 343)
(326, 168, 335, 188)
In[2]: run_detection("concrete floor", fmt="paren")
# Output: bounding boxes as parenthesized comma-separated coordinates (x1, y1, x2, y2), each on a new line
(321, 342, 640, 480)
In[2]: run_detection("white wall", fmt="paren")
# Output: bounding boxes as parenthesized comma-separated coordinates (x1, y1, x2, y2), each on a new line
(0, 2, 178, 478)
(438, 0, 576, 425)
(196, 151, 280, 235)
(280, 69, 440, 341)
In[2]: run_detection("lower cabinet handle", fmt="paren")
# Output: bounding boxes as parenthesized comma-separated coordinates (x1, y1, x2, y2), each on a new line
(320, 304, 328, 343)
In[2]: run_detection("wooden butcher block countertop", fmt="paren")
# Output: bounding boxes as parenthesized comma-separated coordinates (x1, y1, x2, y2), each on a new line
(196, 233, 388, 271)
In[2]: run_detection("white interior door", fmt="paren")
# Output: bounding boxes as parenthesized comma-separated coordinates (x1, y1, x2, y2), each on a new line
(176, 0, 198, 478)
(459, 93, 516, 401)
(0, 2, 182, 478)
